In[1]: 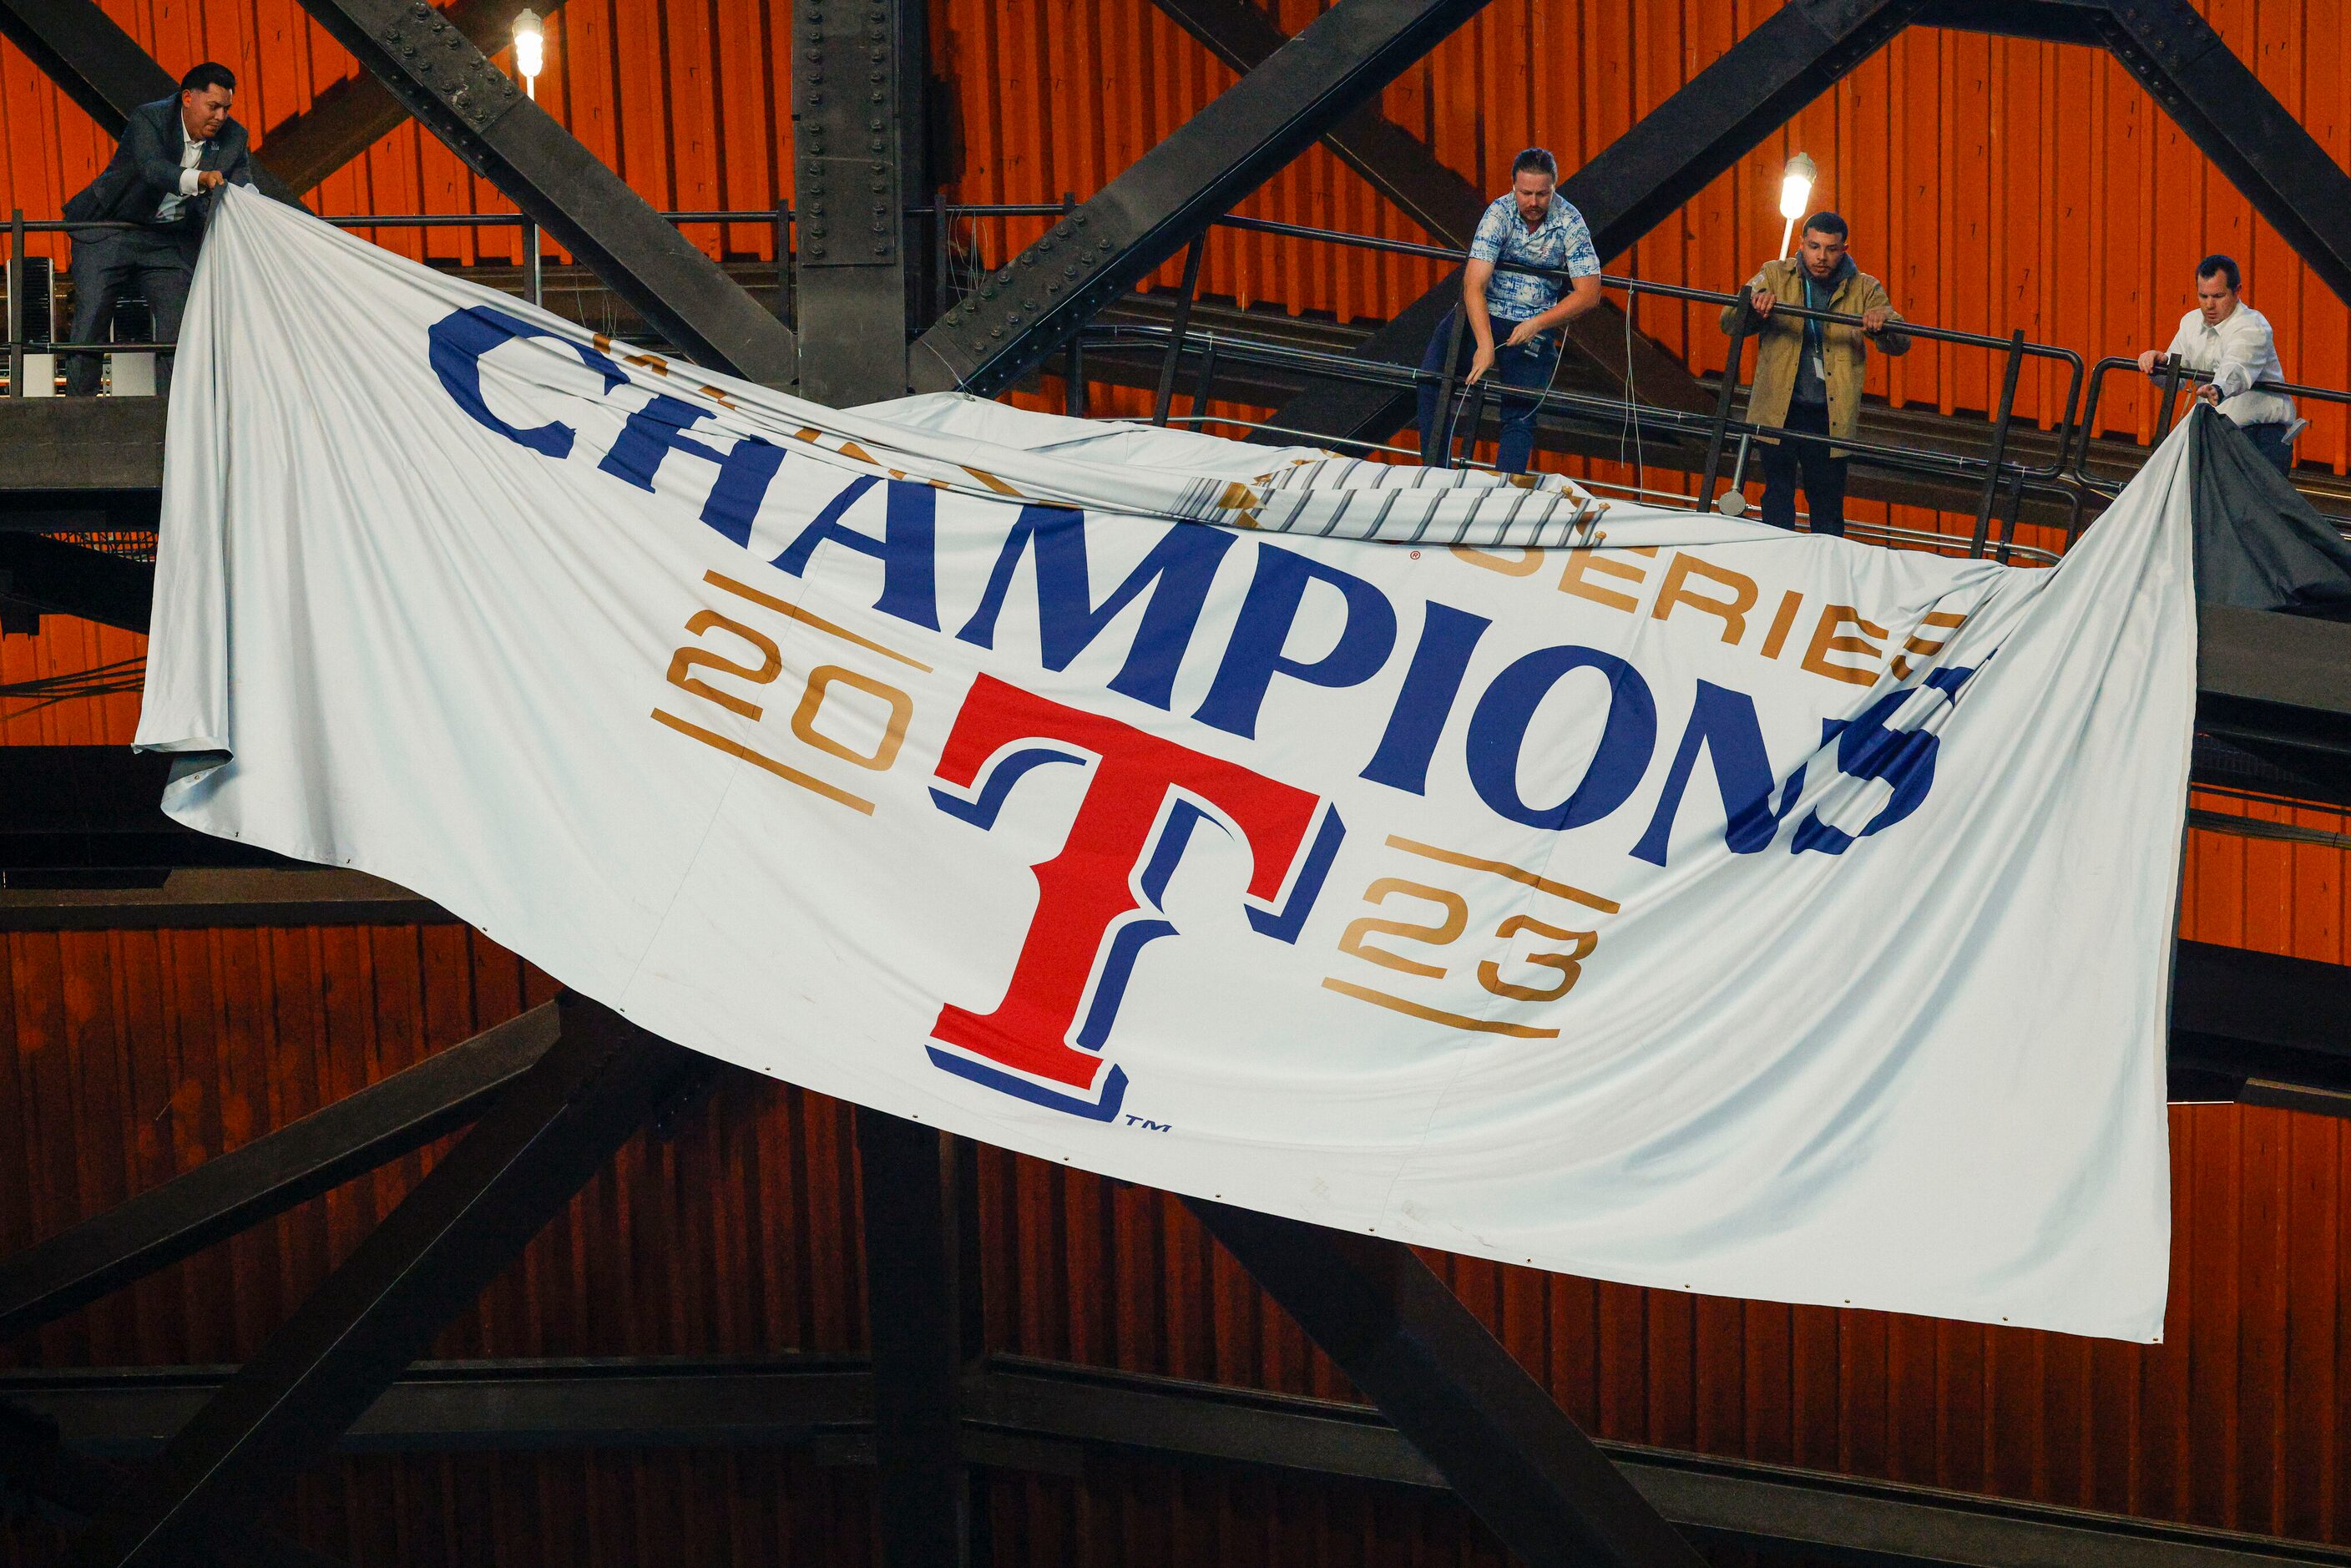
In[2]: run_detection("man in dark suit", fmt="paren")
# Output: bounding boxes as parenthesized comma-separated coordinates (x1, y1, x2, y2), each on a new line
(61, 62, 253, 396)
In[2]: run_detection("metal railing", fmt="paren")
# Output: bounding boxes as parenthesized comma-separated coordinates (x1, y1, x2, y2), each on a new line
(1044, 206, 2091, 560)
(6, 192, 2348, 565)
(2071, 354, 2351, 531)
(4, 202, 796, 397)
(1080, 316, 2087, 562)
(1026, 205, 2351, 560)
(1146, 408, 2065, 564)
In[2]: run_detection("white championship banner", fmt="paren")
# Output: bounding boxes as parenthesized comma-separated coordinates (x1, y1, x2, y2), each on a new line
(139, 191, 2192, 1339)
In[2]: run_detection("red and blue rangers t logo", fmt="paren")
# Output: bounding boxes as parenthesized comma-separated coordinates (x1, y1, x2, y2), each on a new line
(925, 675, 1345, 1120)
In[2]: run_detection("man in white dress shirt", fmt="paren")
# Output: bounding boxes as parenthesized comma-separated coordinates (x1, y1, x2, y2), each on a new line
(60, 63, 253, 396)
(2137, 255, 2296, 474)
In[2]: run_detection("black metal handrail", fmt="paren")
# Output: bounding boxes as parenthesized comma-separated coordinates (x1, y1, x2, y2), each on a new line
(2066, 355, 2351, 537)
(1148, 408, 2069, 566)
(2077, 353, 2350, 477)
(8, 192, 2345, 564)
(1079, 318, 2063, 559)
(0, 191, 2084, 561)
(1209, 207, 2084, 377)
(1044, 203, 2086, 557)
(4, 204, 794, 357)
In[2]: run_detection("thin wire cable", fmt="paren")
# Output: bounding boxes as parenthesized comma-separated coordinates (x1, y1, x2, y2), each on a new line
(1618, 280, 1645, 484)
(0, 655, 146, 714)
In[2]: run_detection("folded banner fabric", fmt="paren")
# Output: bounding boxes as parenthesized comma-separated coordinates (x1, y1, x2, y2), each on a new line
(139, 191, 2194, 1339)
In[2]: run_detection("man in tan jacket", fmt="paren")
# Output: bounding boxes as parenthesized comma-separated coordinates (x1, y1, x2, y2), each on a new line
(1720, 212, 1909, 536)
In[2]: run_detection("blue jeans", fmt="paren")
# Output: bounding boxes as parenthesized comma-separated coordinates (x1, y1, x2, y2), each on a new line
(1416, 309, 1560, 473)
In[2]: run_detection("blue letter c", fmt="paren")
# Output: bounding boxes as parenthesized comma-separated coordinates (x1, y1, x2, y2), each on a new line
(428, 306, 624, 459)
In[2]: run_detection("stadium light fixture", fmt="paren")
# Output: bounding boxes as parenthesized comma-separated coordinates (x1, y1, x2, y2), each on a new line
(1777, 152, 1818, 258)
(513, 8, 545, 99)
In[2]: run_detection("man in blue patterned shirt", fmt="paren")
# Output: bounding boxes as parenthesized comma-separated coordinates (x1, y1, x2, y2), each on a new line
(1416, 148, 1605, 473)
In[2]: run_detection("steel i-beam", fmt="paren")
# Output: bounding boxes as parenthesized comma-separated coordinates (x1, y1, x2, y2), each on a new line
(1186, 1200, 1707, 1568)
(907, 0, 1495, 398)
(8, 1356, 2351, 1566)
(0, 1405, 346, 1568)
(0, 0, 173, 133)
(287, 0, 795, 384)
(0, 534, 154, 632)
(1148, 0, 1708, 413)
(255, 0, 568, 196)
(792, 0, 923, 406)
(1918, 2, 2351, 306)
(61, 996, 695, 1566)
(1272, 0, 1924, 446)
(0, 0, 301, 204)
(1277, 0, 2351, 448)
(855, 1110, 973, 1566)
(2092, 0, 2351, 303)
(0, 1004, 560, 1344)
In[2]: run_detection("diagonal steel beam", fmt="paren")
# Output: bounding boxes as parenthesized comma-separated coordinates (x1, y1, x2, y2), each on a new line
(287, 0, 795, 384)
(0, 1404, 346, 1568)
(2173, 938, 2351, 1095)
(2057, 0, 2351, 306)
(255, 0, 564, 196)
(1186, 1199, 1707, 1568)
(907, 0, 1494, 397)
(13, 1353, 2351, 1565)
(0, 1004, 560, 1344)
(60, 995, 695, 1565)
(0, 0, 302, 205)
(1272, 0, 1924, 446)
(1277, 0, 2351, 448)
(0, 0, 172, 133)
(1148, 0, 1708, 413)
(1153, 0, 1474, 244)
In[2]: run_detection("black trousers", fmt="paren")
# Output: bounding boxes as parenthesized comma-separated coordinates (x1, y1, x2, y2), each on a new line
(65, 224, 200, 397)
(1758, 397, 1847, 537)
(2238, 421, 2294, 476)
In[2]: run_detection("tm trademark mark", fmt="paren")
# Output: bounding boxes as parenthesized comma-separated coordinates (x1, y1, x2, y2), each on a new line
(1124, 1115, 1171, 1132)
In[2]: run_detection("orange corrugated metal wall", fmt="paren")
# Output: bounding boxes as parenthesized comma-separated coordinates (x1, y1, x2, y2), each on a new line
(3, 2, 2344, 453)
(7, 2, 2351, 1562)
(943, 0, 2351, 465)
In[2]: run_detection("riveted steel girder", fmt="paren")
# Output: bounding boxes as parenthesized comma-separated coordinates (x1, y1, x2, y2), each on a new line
(1927, 0, 2351, 304)
(907, 0, 1494, 397)
(792, 0, 923, 406)
(1272, 0, 1924, 445)
(61, 997, 695, 1566)
(0, 0, 302, 203)
(1275, 0, 2351, 447)
(1146, 0, 1707, 414)
(256, 0, 569, 195)
(288, 0, 796, 384)
(1187, 1201, 1709, 1568)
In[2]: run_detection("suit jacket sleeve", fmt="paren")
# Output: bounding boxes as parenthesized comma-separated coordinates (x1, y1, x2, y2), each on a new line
(124, 108, 190, 207)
